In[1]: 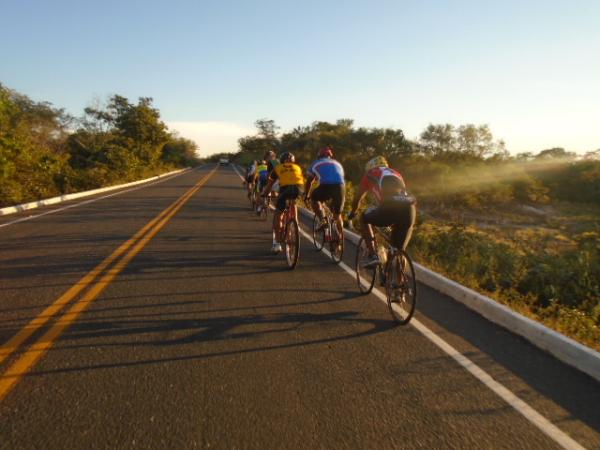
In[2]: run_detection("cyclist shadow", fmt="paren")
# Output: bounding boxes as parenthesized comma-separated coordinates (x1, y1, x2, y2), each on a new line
(30, 292, 397, 377)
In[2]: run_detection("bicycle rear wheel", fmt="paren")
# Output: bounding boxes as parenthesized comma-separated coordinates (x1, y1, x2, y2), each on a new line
(355, 237, 376, 294)
(260, 200, 269, 220)
(329, 220, 344, 264)
(385, 251, 417, 325)
(312, 214, 325, 251)
(285, 219, 300, 269)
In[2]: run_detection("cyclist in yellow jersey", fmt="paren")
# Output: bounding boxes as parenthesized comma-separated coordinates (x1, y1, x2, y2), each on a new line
(261, 152, 304, 253)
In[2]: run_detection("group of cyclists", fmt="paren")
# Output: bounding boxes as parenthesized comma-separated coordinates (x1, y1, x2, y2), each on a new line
(243, 147, 417, 269)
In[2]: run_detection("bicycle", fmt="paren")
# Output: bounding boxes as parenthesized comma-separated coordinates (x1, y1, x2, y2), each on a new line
(311, 200, 344, 263)
(355, 227, 417, 325)
(280, 198, 300, 269)
(256, 192, 271, 221)
(246, 181, 256, 207)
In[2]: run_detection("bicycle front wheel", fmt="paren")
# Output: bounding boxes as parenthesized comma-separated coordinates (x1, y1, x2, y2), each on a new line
(355, 237, 376, 294)
(285, 219, 300, 269)
(312, 214, 325, 251)
(385, 251, 417, 325)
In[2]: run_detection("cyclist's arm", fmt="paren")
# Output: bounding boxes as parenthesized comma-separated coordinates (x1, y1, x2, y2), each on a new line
(350, 189, 364, 214)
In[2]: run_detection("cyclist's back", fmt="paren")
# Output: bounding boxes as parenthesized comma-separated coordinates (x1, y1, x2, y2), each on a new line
(308, 158, 345, 185)
(359, 166, 406, 204)
(262, 152, 304, 253)
(255, 161, 269, 187)
(306, 147, 345, 216)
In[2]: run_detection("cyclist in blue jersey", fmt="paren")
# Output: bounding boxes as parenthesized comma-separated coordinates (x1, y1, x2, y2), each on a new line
(305, 146, 346, 238)
(254, 160, 270, 214)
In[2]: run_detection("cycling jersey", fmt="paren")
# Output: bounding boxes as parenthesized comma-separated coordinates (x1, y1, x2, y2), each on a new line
(247, 164, 257, 176)
(307, 158, 345, 185)
(256, 164, 269, 183)
(270, 162, 304, 187)
(358, 167, 406, 204)
(267, 158, 280, 174)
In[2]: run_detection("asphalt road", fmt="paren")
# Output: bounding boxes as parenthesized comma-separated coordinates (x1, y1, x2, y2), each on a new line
(0, 165, 598, 449)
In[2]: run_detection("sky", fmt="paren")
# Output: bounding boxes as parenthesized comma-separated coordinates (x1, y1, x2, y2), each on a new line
(1, 0, 599, 156)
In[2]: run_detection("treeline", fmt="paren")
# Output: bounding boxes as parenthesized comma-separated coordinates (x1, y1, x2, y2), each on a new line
(234, 119, 600, 209)
(0, 84, 199, 207)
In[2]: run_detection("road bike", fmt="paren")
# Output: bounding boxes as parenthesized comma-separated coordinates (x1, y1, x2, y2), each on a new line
(311, 201, 344, 263)
(355, 227, 417, 325)
(250, 185, 260, 211)
(256, 192, 271, 221)
(281, 198, 300, 269)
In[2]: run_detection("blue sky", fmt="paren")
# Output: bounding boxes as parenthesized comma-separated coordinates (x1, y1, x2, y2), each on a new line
(2, 0, 599, 155)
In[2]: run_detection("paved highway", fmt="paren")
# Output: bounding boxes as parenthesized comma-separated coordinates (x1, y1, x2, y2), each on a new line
(0, 165, 598, 449)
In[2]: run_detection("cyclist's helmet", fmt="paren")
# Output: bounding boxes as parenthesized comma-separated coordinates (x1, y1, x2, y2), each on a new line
(264, 150, 276, 160)
(280, 152, 295, 163)
(317, 146, 333, 158)
(365, 156, 388, 171)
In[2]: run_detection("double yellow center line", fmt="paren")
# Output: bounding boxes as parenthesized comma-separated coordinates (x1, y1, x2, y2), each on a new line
(0, 166, 218, 401)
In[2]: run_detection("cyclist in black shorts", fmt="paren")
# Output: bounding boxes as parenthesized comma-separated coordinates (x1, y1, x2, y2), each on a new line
(304, 147, 346, 237)
(348, 156, 416, 268)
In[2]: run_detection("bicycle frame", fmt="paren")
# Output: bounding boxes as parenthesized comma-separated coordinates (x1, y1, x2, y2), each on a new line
(283, 199, 297, 225)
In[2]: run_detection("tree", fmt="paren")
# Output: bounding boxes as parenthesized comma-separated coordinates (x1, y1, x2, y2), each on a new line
(0, 84, 70, 205)
(419, 123, 456, 155)
(255, 118, 279, 140)
(535, 147, 576, 160)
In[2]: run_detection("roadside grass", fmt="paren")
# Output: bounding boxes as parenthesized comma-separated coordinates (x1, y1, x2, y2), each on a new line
(410, 204, 600, 351)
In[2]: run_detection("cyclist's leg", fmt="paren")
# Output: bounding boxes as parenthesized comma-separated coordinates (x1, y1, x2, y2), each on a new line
(359, 211, 377, 255)
(256, 180, 265, 212)
(361, 204, 395, 255)
(274, 186, 292, 242)
(246, 175, 254, 197)
(311, 199, 324, 221)
(310, 185, 325, 222)
(391, 203, 416, 251)
(329, 184, 346, 238)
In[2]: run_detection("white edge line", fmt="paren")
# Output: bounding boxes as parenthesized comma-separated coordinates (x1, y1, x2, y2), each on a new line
(230, 163, 585, 450)
(0, 168, 191, 216)
(0, 167, 197, 229)
(327, 210, 600, 384)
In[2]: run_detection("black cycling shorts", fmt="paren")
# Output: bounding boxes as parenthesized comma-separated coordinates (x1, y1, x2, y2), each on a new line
(257, 179, 268, 192)
(362, 199, 416, 250)
(246, 174, 255, 184)
(311, 184, 345, 214)
(276, 185, 302, 211)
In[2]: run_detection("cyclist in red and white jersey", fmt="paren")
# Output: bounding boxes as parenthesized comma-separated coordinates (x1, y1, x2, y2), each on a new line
(348, 156, 416, 267)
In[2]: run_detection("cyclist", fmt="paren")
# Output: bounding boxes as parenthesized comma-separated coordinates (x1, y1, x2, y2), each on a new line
(261, 152, 304, 253)
(347, 156, 416, 268)
(265, 150, 279, 174)
(304, 146, 345, 239)
(254, 160, 270, 214)
(244, 160, 258, 199)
